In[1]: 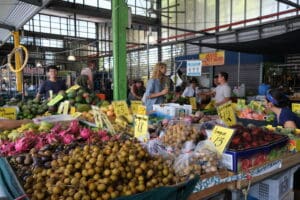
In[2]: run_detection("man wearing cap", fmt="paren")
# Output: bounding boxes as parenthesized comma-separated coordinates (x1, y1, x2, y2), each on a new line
(36, 65, 67, 100)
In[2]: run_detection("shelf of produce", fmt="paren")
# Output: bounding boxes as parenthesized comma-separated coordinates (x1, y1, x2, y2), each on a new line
(236, 152, 300, 189)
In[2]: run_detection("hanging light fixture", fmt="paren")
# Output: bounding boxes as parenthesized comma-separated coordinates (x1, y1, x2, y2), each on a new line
(67, 51, 76, 61)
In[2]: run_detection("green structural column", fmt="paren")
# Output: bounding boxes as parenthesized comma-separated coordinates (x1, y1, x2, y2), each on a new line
(112, 0, 128, 100)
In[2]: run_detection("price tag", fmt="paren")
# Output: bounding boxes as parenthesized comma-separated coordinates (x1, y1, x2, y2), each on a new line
(210, 125, 235, 154)
(137, 105, 146, 115)
(71, 112, 82, 118)
(66, 84, 81, 93)
(131, 101, 143, 114)
(70, 106, 76, 115)
(47, 94, 64, 106)
(189, 97, 197, 110)
(292, 103, 300, 114)
(112, 101, 130, 117)
(63, 101, 70, 115)
(57, 102, 64, 114)
(0, 107, 17, 119)
(217, 101, 237, 126)
(134, 114, 149, 142)
(92, 106, 103, 128)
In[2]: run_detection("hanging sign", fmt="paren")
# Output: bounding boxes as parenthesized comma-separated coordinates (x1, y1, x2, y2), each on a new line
(217, 101, 237, 126)
(112, 101, 130, 117)
(189, 97, 197, 110)
(134, 114, 149, 142)
(292, 103, 300, 114)
(186, 60, 202, 76)
(199, 51, 225, 66)
(0, 107, 17, 120)
(210, 125, 235, 154)
(131, 101, 143, 115)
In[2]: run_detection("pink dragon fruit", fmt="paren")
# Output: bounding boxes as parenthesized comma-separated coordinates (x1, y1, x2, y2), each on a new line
(80, 128, 92, 140)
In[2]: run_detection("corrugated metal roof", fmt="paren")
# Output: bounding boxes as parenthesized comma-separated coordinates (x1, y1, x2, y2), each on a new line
(0, 0, 51, 45)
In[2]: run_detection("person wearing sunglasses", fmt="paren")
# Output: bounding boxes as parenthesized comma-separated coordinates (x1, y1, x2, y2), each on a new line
(265, 88, 300, 129)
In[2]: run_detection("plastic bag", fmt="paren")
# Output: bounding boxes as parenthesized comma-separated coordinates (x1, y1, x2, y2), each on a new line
(173, 141, 200, 177)
(193, 140, 220, 174)
(144, 139, 174, 160)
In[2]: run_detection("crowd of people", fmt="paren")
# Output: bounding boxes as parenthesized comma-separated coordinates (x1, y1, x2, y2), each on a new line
(1, 62, 300, 130)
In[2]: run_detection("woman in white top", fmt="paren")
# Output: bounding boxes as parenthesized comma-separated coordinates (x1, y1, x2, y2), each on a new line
(214, 72, 231, 106)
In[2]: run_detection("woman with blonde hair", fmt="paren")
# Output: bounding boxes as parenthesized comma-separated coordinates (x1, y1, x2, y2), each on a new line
(144, 62, 170, 113)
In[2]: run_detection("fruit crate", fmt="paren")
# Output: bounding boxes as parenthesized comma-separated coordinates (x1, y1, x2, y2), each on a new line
(249, 169, 293, 200)
(0, 158, 28, 200)
(236, 117, 271, 127)
(221, 135, 289, 172)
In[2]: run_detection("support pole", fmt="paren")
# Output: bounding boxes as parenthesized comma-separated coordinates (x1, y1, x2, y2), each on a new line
(13, 31, 23, 93)
(112, 0, 128, 100)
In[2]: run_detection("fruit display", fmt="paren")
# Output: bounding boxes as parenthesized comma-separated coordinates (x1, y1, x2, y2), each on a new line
(0, 121, 53, 141)
(228, 125, 288, 151)
(0, 120, 110, 156)
(161, 123, 206, 150)
(19, 140, 177, 200)
(16, 99, 49, 119)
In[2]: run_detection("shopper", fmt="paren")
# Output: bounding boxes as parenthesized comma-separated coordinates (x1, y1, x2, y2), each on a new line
(128, 80, 146, 101)
(75, 75, 91, 92)
(0, 119, 32, 131)
(144, 62, 169, 113)
(36, 65, 67, 100)
(265, 88, 300, 128)
(81, 62, 95, 90)
(214, 72, 231, 106)
(182, 78, 199, 98)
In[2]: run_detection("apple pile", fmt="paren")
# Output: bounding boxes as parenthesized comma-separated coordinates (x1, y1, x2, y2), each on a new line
(229, 125, 285, 151)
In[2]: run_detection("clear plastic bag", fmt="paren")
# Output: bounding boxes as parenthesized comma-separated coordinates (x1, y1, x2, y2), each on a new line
(144, 138, 174, 160)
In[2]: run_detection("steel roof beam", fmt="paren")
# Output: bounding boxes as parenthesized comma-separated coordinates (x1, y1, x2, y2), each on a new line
(19, 0, 43, 6)
(46, 0, 158, 26)
(0, 23, 15, 30)
(275, 0, 300, 9)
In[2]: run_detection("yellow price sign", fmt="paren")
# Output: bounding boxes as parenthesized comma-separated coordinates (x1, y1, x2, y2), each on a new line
(137, 105, 146, 115)
(131, 101, 142, 114)
(0, 107, 17, 119)
(66, 84, 81, 93)
(70, 106, 76, 115)
(292, 103, 300, 114)
(63, 101, 70, 115)
(112, 101, 130, 117)
(217, 101, 237, 126)
(210, 125, 235, 154)
(134, 115, 149, 141)
(189, 97, 197, 110)
(47, 94, 64, 106)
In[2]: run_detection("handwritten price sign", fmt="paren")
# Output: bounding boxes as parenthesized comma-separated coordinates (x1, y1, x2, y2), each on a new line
(134, 114, 149, 142)
(210, 125, 235, 154)
(189, 97, 197, 110)
(0, 107, 17, 119)
(292, 103, 300, 114)
(112, 101, 130, 117)
(131, 101, 142, 115)
(217, 101, 237, 126)
(47, 94, 64, 106)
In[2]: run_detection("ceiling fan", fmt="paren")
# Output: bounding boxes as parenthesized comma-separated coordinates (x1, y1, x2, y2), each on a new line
(146, 0, 185, 18)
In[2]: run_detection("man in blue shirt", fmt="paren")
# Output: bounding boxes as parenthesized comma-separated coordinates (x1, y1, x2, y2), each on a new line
(36, 65, 66, 100)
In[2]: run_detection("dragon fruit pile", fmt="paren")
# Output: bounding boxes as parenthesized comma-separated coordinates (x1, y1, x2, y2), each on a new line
(0, 120, 110, 156)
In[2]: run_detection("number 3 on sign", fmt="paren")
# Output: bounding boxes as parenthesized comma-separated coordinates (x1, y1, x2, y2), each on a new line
(134, 115, 148, 141)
